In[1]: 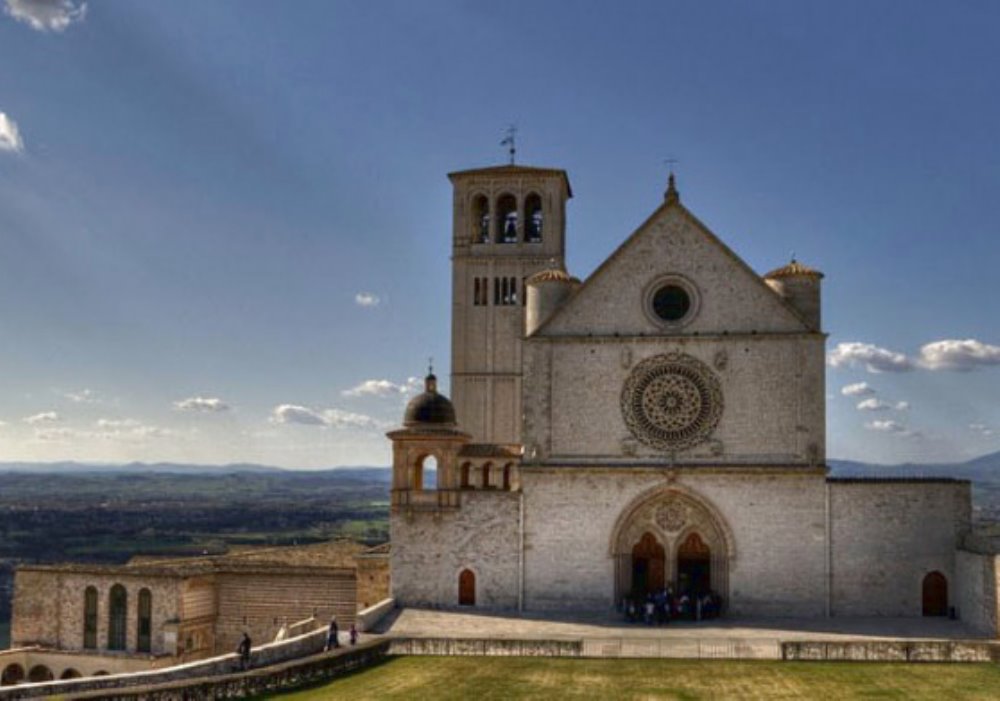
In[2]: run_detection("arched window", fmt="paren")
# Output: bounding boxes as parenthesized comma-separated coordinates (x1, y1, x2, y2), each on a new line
(525, 193, 543, 242)
(472, 194, 490, 243)
(83, 585, 98, 649)
(108, 584, 127, 651)
(458, 569, 476, 606)
(481, 462, 493, 489)
(460, 462, 472, 489)
(27, 666, 53, 683)
(137, 588, 152, 653)
(414, 455, 438, 491)
(496, 194, 518, 243)
(502, 464, 512, 490)
(60, 669, 82, 680)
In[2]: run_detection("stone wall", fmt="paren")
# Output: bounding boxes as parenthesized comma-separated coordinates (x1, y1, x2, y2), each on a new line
(782, 640, 1000, 662)
(0, 626, 356, 699)
(213, 571, 356, 654)
(12, 570, 181, 656)
(355, 556, 391, 611)
(522, 469, 828, 616)
(829, 479, 971, 616)
(956, 549, 999, 637)
(391, 491, 520, 609)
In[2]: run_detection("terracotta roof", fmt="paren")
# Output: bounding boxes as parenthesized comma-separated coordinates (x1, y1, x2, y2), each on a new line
(764, 259, 824, 280)
(447, 164, 572, 197)
(526, 268, 572, 284)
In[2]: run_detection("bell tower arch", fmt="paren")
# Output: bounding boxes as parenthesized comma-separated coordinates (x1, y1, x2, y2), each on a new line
(447, 165, 572, 444)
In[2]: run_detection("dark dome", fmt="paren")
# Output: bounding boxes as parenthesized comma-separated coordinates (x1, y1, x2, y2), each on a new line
(403, 374, 457, 427)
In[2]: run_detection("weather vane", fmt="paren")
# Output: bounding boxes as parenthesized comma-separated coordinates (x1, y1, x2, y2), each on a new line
(428, 356, 434, 375)
(501, 125, 517, 165)
(663, 156, 679, 174)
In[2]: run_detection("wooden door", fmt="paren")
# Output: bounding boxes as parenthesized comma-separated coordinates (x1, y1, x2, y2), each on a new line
(459, 569, 476, 606)
(922, 571, 948, 616)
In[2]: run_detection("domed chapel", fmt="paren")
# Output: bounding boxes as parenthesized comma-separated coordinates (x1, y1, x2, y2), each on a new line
(386, 163, 989, 623)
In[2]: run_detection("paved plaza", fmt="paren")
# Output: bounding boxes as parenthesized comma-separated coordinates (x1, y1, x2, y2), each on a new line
(380, 607, 986, 644)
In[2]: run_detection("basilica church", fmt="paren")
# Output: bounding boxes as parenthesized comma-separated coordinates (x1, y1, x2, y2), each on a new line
(387, 162, 993, 625)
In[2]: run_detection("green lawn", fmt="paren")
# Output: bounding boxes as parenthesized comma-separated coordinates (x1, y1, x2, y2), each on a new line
(276, 656, 1000, 700)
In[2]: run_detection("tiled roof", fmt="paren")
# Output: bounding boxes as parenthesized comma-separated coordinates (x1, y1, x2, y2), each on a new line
(764, 259, 824, 280)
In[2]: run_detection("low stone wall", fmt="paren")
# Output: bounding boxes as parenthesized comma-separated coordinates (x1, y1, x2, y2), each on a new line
(356, 598, 395, 633)
(388, 638, 582, 657)
(69, 641, 390, 700)
(782, 640, 1000, 663)
(0, 625, 329, 699)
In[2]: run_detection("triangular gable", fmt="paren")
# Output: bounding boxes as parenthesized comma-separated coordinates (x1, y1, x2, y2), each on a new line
(535, 200, 812, 337)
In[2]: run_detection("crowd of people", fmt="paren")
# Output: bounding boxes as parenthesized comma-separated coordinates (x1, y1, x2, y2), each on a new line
(622, 587, 722, 624)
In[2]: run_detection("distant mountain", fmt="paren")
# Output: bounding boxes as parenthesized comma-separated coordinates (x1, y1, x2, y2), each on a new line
(0, 461, 391, 478)
(828, 450, 1000, 483)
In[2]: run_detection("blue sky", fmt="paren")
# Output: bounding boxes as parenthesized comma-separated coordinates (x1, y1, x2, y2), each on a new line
(0, 0, 998, 468)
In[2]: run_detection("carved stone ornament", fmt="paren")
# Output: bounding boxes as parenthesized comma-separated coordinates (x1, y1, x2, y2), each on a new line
(620, 352, 724, 452)
(713, 349, 728, 371)
(656, 503, 687, 532)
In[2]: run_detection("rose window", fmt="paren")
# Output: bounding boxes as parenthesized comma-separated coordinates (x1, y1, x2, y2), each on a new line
(621, 353, 723, 452)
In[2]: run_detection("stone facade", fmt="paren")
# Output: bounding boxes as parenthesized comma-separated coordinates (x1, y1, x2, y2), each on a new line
(828, 479, 970, 616)
(10, 540, 389, 667)
(388, 161, 992, 630)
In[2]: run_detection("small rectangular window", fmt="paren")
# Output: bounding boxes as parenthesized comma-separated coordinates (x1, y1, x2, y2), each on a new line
(473, 278, 480, 306)
(494, 277, 500, 306)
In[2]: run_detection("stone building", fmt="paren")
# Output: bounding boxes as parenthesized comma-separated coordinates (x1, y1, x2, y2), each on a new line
(5, 540, 388, 683)
(388, 163, 1000, 634)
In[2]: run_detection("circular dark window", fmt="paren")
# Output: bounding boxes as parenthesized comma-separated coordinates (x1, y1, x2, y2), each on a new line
(652, 284, 691, 322)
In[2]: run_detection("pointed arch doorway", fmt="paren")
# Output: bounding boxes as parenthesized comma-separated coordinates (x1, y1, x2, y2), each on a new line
(631, 532, 665, 596)
(677, 532, 711, 595)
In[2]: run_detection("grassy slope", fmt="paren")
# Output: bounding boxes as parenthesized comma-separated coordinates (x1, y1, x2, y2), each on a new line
(276, 657, 1000, 701)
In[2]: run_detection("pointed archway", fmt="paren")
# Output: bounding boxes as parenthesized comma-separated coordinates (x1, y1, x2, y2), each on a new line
(631, 532, 666, 596)
(677, 532, 711, 595)
(610, 485, 734, 609)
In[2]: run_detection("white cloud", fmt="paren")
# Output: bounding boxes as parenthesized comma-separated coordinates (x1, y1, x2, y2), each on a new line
(33, 426, 77, 441)
(841, 382, 875, 397)
(0, 112, 24, 154)
(4, 0, 87, 32)
(174, 396, 231, 413)
(970, 423, 996, 438)
(271, 404, 328, 426)
(917, 339, 1000, 372)
(857, 398, 891, 412)
(270, 404, 388, 430)
(827, 342, 913, 373)
(342, 377, 422, 398)
(95, 419, 171, 440)
(24, 410, 60, 424)
(894, 401, 909, 411)
(64, 388, 100, 404)
(865, 419, 921, 438)
(354, 292, 380, 307)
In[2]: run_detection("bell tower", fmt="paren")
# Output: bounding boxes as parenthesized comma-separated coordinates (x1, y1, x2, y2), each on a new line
(447, 165, 572, 445)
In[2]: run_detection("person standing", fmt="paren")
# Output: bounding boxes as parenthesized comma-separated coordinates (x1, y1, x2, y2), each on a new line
(325, 616, 340, 651)
(349, 623, 358, 646)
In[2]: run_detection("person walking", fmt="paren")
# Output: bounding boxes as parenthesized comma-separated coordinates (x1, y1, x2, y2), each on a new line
(349, 623, 358, 646)
(238, 632, 252, 671)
